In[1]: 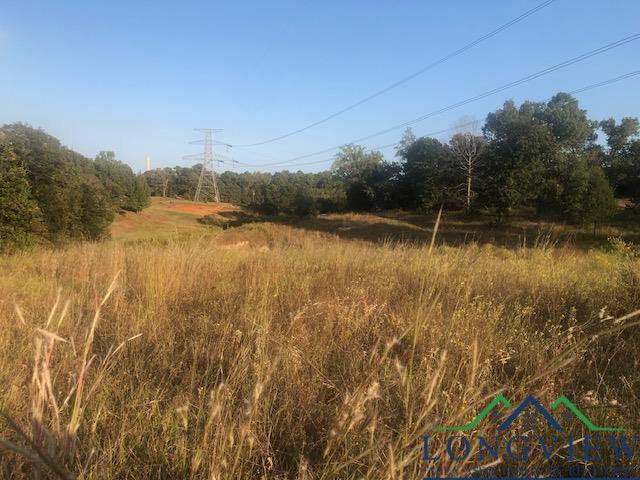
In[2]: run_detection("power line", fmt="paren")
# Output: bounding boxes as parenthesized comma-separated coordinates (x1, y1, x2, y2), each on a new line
(231, 144, 282, 162)
(233, 34, 640, 168)
(230, 0, 557, 147)
(568, 69, 640, 95)
(230, 69, 640, 170)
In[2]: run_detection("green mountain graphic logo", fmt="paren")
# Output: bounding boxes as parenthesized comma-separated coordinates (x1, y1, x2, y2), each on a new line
(434, 394, 625, 432)
(551, 395, 625, 432)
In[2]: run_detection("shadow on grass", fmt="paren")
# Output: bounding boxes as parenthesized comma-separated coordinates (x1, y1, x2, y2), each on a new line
(208, 209, 640, 250)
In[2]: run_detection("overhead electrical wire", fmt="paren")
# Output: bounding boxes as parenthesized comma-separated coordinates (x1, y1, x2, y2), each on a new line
(230, 0, 557, 147)
(229, 69, 640, 169)
(231, 34, 640, 169)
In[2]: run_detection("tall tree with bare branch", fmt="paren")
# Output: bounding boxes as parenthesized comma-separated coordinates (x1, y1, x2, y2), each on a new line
(449, 119, 485, 212)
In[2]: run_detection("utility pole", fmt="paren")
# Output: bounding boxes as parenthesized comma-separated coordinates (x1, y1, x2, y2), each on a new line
(184, 128, 225, 203)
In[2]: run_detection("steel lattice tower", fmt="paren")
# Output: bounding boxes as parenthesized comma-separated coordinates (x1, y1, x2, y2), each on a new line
(184, 128, 224, 203)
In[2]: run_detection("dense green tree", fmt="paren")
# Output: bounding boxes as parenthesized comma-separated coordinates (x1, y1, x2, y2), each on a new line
(145, 166, 345, 214)
(311, 171, 346, 213)
(79, 180, 115, 240)
(132, 176, 151, 210)
(480, 95, 597, 218)
(332, 145, 383, 182)
(543, 93, 596, 152)
(95, 151, 149, 212)
(581, 167, 616, 233)
(0, 143, 42, 251)
(331, 144, 395, 211)
(546, 155, 613, 225)
(174, 166, 201, 199)
(292, 188, 317, 217)
(254, 171, 298, 214)
(144, 167, 176, 197)
(600, 117, 639, 156)
(396, 130, 458, 210)
(482, 100, 552, 215)
(0, 123, 116, 241)
(0, 124, 151, 246)
(599, 117, 640, 198)
(628, 140, 640, 203)
(239, 170, 316, 216)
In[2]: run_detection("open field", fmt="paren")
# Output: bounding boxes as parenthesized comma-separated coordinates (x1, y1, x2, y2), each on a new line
(4, 1, 640, 477)
(1, 205, 640, 478)
(113, 197, 640, 249)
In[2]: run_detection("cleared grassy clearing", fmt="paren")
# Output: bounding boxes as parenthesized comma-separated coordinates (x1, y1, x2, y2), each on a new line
(109, 197, 237, 242)
(112, 197, 640, 251)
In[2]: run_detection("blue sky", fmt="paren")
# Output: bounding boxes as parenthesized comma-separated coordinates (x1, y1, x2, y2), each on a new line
(1, 0, 639, 172)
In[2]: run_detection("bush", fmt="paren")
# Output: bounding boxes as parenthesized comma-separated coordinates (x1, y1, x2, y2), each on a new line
(608, 236, 640, 258)
(198, 214, 228, 228)
(292, 190, 317, 217)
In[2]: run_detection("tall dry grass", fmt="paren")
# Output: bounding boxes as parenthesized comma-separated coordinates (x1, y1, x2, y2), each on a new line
(0, 222, 639, 478)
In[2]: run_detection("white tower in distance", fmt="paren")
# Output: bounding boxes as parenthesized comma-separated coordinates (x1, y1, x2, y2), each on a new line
(145, 156, 151, 172)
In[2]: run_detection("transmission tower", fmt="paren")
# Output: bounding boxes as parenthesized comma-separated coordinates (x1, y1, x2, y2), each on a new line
(184, 128, 225, 202)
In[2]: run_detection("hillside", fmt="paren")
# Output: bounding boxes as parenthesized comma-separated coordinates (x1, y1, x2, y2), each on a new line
(109, 197, 238, 241)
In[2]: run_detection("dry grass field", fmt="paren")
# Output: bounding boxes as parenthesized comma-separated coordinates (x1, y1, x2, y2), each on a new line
(1, 201, 640, 478)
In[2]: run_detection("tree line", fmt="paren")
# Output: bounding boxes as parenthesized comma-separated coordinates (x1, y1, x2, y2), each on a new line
(145, 93, 639, 226)
(2, 93, 638, 252)
(0, 123, 149, 252)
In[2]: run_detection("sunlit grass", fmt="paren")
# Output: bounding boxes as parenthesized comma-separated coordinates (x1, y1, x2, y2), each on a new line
(109, 197, 236, 242)
(0, 220, 639, 478)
